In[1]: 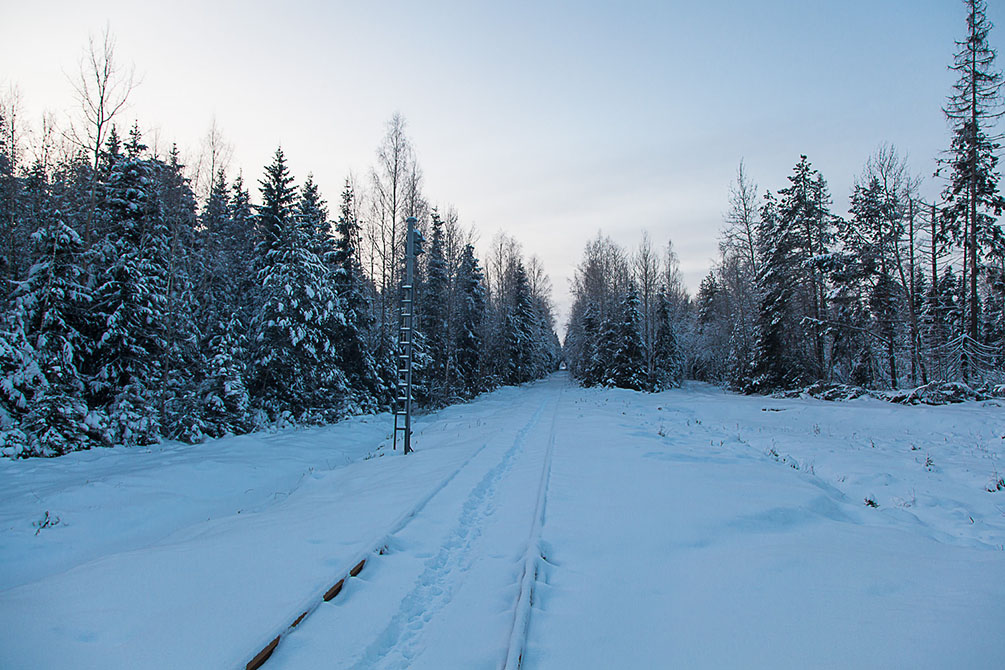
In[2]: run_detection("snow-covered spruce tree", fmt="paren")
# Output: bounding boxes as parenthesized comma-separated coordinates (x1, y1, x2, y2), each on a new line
(749, 158, 835, 391)
(563, 299, 587, 383)
(158, 143, 206, 442)
(0, 310, 42, 457)
(595, 309, 621, 387)
(853, 177, 905, 387)
(18, 165, 58, 300)
(651, 290, 684, 389)
(609, 284, 648, 390)
(750, 191, 801, 392)
(16, 210, 94, 455)
(201, 312, 251, 437)
(198, 169, 233, 330)
(250, 148, 346, 423)
(454, 243, 486, 398)
(420, 209, 451, 405)
(89, 125, 169, 446)
(578, 301, 605, 386)
(194, 170, 261, 435)
(227, 173, 259, 322)
(333, 178, 383, 409)
(297, 174, 334, 261)
(503, 262, 539, 385)
(693, 271, 730, 382)
(941, 0, 1005, 376)
(0, 103, 29, 296)
(779, 156, 834, 380)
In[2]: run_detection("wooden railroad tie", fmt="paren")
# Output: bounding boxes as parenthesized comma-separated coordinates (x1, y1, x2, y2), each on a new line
(245, 556, 369, 669)
(246, 636, 280, 670)
(324, 578, 345, 602)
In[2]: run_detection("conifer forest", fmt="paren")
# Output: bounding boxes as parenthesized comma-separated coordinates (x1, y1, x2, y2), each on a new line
(3, 0, 1005, 459)
(0, 102, 561, 456)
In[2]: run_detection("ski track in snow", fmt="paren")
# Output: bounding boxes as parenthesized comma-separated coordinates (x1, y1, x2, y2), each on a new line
(346, 393, 552, 670)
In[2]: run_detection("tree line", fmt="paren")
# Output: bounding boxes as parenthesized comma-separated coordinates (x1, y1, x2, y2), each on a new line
(0, 40, 559, 458)
(568, 0, 1005, 394)
(564, 233, 687, 391)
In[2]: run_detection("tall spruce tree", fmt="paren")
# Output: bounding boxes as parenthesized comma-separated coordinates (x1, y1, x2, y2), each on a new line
(751, 191, 799, 391)
(651, 290, 683, 390)
(90, 125, 169, 446)
(199, 168, 232, 329)
(17, 210, 93, 454)
(201, 311, 251, 436)
(421, 209, 450, 403)
(504, 262, 538, 384)
(610, 285, 648, 390)
(227, 173, 257, 322)
(776, 156, 833, 379)
(333, 179, 382, 408)
(942, 0, 1005, 375)
(578, 301, 604, 386)
(296, 174, 334, 261)
(251, 148, 345, 421)
(158, 143, 204, 441)
(454, 243, 486, 397)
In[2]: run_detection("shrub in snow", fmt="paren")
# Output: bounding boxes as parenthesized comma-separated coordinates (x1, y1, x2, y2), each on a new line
(32, 510, 61, 535)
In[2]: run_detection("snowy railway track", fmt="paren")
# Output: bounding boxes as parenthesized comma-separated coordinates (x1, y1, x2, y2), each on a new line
(241, 388, 562, 670)
(502, 384, 562, 670)
(240, 438, 497, 669)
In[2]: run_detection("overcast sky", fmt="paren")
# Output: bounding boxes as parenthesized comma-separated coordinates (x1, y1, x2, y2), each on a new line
(2, 0, 999, 327)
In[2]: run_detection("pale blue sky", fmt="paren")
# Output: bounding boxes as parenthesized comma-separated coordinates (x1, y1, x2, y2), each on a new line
(2, 0, 998, 324)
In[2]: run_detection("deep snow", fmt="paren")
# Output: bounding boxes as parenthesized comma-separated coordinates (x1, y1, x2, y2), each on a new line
(1, 373, 1003, 669)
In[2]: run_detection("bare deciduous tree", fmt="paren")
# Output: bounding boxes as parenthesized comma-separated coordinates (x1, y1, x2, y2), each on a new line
(366, 113, 426, 363)
(192, 118, 233, 204)
(67, 26, 137, 242)
(722, 159, 760, 275)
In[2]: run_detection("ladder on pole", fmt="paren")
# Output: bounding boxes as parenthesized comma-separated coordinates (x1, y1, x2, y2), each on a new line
(393, 216, 417, 454)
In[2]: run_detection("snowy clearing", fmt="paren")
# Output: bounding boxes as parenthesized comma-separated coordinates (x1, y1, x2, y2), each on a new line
(2, 373, 1004, 669)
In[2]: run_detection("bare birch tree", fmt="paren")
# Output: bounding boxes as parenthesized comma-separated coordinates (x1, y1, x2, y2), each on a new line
(67, 26, 137, 243)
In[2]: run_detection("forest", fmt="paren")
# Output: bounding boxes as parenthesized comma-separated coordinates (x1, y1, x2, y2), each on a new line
(0, 47, 560, 457)
(565, 0, 1005, 397)
(4, 0, 1005, 458)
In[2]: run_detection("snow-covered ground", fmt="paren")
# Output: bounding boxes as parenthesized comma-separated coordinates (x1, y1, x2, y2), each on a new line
(2, 373, 1004, 669)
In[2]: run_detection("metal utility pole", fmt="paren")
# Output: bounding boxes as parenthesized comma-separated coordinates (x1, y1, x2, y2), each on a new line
(393, 216, 417, 454)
